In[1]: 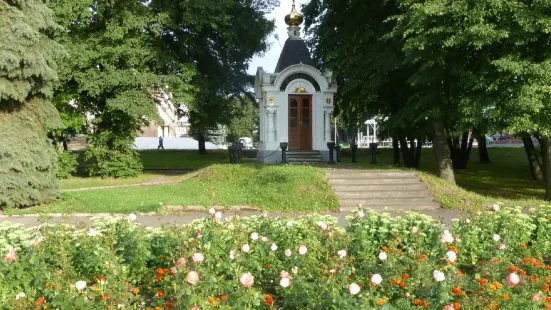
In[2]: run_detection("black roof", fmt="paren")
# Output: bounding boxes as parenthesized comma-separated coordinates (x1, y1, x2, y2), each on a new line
(274, 39, 314, 72)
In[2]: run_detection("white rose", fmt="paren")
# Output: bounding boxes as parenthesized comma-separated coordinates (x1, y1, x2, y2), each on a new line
(337, 250, 347, 258)
(280, 277, 291, 288)
(209, 208, 216, 215)
(371, 274, 383, 285)
(128, 213, 137, 221)
(446, 251, 457, 262)
(241, 244, 250, 253)
(270, 243, 278, 251)
(284, 249, 292, 257)
(493, 234, 500, 242)
(378, 251, 387, 261)
(250, 232, 259, 241)
(75, 280, 87, 291)
(433, 270, 445, 282)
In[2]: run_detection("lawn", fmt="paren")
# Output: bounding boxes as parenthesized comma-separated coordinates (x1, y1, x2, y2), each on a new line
(339, 146, 548, 210)
(8, 165, 339, 215)
(60, 172, 186, 190)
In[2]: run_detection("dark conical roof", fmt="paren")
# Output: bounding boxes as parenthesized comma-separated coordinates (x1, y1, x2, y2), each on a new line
(274, 38, 314, 73)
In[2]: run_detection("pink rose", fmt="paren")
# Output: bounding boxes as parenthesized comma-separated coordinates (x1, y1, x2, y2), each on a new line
(498, 243, 506, 250)
(443, 305, 454, 310)
(280, 270, 291, 279)
(262, 211, 268, 217)
(176, 257, 187, 268)
(5, 247, 16, 262)
(440, 230, 454, 243)
(506, 272, 520, 286)
(208, 208, 216, 215)
(239, 272, 254, 288)
(317, 221, 328, 230)
(531, 293, 541, 302)
(412, 226, 419, 233)
(280, 277, 291, 288)
(261, 236, 268, 242)
(192, 252, 204, 264)
(371, 274, 382, 285)
(214, 211, 223, 220)
(348, 283, 361, 295)
(298, 245, 307, 255)
(191, 305, 200, 310)
(195, 230, 202, 239)
(186, 271, 199, 285)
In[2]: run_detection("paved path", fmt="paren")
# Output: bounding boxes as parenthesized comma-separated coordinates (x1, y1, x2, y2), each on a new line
(0, 209, 466, 228)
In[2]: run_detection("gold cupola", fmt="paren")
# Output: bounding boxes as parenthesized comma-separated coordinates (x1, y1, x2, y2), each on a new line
(284, 0, 303, 27)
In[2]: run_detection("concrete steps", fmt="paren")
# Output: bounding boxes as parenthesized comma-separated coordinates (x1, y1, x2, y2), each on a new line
(287, 151, 324, 165)
(326, 169, 440, 212)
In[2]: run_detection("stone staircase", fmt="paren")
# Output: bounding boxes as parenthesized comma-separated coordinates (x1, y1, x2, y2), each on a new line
(287, 151, 325, 165)
(327, 169, 440, 212)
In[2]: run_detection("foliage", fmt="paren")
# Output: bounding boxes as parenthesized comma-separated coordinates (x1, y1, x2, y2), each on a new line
(227, 96, 259, 143)
(0, 0, 65, 208)
(2, 208, 551, 308)
(153, 0, 278, 151)
(56, 150, 78, 179)
(47, 0, 195, 176)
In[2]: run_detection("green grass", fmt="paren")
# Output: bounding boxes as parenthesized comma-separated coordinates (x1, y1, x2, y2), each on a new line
(8, 165, 339, 215)
(60, 172, 185, 190)
(339, 147, 548, 210)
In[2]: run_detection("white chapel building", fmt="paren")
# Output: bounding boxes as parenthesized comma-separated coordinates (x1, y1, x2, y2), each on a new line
(254, 1, 337, 163)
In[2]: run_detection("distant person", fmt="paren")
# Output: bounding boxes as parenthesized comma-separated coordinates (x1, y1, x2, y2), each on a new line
(158, 136, 164, 150)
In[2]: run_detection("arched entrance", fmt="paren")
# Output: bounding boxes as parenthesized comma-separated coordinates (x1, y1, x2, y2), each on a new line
(288, 94, 312, 150)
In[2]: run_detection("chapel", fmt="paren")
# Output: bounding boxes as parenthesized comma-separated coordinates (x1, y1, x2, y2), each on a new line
(254, 1, 337, 163)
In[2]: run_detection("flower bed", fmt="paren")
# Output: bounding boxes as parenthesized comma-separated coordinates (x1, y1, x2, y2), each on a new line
(1, 206, 551, 309)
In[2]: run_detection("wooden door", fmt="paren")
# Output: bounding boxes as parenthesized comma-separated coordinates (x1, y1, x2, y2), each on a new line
(288, 95, 312, 150)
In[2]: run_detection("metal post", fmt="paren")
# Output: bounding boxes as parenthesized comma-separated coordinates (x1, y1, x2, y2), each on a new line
(235, 143, 244, 164)
(369, 143, 378, 164)
(336, 144, 342, 162)
(280, 142, 288, 164)
(351, 143, 358, 163)
(228, 145, 236, 164)
(327, 142, 336, 164)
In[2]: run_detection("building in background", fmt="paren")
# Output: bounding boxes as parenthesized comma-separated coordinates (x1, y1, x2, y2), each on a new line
(137, 89, 190, 138)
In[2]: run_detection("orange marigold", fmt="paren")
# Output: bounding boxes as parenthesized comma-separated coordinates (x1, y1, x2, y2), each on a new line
(156, 268, 165, 275)
(492, 281, 503, 289)
(418, 254, 428, 261)
(156, 290, 165, 298)
(503, 294, 510, 301)
(451, 286, 466, 296)
(453, 302, 461, 309)
(377, 299, 387, 305)
(488, 284, 497, 291)
(208, 296, 220, 305)
(531, 275, 539, 283)
(447, 245, 459, 254)
(36, 297, 46, 306)
(101, 294, 109, 301)
(399, 282, 406, 288)
(546, 277, 550, 283)
(131, 288, 140, 295)
(520, 242, 526, 248)
(547, 266, 551, 271)
(155, 274, 162, 282)
(507, 266, 517, 272)
(546, 296, 551, 303)
(382, 246, 388, 252)
(165, 301, 174, 309)
(263, 294, 274, 306)
(477, 278, 489, 286)
(491, 258, 499, 263)
(220, 295, 229, 301)
(456, 270, 464, 277)
(519, 269, 527, 276)
(544, 284, 550, 294)
(487, 303, 499, 309)
(402, 274, 410, 280)
(154, 307, 162, 310)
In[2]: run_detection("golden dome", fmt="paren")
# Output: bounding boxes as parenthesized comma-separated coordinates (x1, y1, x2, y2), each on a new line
(285, 1, 303, 27)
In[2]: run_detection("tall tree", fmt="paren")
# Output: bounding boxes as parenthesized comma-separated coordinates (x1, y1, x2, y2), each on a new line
(152, 0, 277, 153)
(0, 0, 65, 208)
(47, 0, 195, 177)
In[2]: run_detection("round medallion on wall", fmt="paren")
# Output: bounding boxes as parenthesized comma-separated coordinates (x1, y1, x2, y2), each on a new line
(268, 97, 275, 104)
(326, 98, 332, 104)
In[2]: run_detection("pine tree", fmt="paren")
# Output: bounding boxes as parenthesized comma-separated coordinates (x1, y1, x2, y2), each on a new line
(0, 0, 64, 208)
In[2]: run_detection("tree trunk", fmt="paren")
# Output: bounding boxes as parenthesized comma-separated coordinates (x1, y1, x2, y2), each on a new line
(522, 134, 543, 181)
(399, 135, 413, 167)
(198, 134, 207, 154)
(392, 135, 400, 165)
(433, 121, 456, 184)
(539, 136, 551, 201)
(477, 133, 491, 163)
(62, 139, 68, 151)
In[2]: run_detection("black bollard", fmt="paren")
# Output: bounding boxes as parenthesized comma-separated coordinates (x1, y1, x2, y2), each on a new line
(369, 143, 378, 164)
(351, 144, 358, 163)
(336, 144, 342, 162)
(280, 142, 288, 164)
(327, 142, 336, 164)
(234, 143, 244, 164)
(228, 145, 236, 164)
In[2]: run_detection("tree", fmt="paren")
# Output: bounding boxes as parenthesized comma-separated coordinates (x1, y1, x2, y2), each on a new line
(47, 0, 195, 177)
(152, 0, 277, 153)
(227, 96, 259, 143)
(0, 0, 65, 208)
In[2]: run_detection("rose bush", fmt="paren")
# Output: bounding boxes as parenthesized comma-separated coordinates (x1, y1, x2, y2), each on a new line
(0, 206, 551, 309)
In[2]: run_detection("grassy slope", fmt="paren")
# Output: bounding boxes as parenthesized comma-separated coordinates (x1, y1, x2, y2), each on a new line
(340, 147, 547, 210)
(9, 165, 339, 215)
(60, 172, 185, 189)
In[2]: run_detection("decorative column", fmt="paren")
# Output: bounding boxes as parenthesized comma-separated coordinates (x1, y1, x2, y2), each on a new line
(324, 109, 332, 141)
(266, 109, 277, 142)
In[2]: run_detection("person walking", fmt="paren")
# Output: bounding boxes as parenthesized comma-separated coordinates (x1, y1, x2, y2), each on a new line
(157, 136, 164, 150)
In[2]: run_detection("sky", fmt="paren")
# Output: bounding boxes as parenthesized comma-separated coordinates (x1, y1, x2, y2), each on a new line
(247, 0, 310, 75)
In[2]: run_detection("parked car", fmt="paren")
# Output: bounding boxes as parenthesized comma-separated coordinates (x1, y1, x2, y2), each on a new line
(238, 137, 254, 149)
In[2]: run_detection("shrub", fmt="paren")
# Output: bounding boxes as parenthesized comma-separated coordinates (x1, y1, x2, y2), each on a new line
(1, 207, 551, 309)
(56, 150, 78, 179)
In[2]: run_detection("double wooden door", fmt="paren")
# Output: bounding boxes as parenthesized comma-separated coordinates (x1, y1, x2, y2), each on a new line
(288, 95, 312, 150)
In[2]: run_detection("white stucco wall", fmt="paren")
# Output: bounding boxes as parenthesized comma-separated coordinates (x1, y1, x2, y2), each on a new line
(255, 64, 337, 163)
